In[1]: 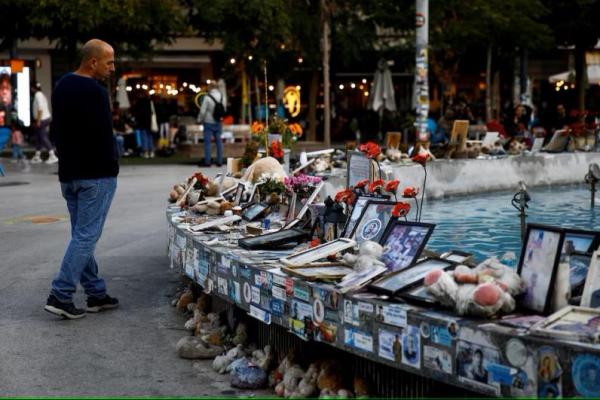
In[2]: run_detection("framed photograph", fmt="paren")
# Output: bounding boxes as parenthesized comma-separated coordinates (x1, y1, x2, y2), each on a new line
(456, 341, 501, 395)
(570, 253, 592, 293)
(189, 215, 241, 232)
(379, 220, 435, 272)
(280, 238, 356, 267)
(281, 264, 355, 281)
(517, 224, 565, 314)
(283, 181, 324, 230)
(399, 283, 440, 306)
(581, 250, 600, 307)
(238, 228, 308, 250)
(242, 203, 270, 221)
(246, 181, 265, 204)
(349, 200, 396, 245)
(368, 258, 455, 296)
(531, 306, 600, 344)
(440, 250, 474, 265)
(233, 182, 246, 206)
(347, 150, 372, 188)
(562, 228, 600, 255)
(341, 194, 389, 238)
(285, 192, 298, 223)
(336, 264, 388, 294)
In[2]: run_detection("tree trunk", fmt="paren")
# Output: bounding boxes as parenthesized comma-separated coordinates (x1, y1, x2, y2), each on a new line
(321, 0, 331, 147)
(308, 69, 319, 141)
(485, 45, 492, 122)
(574, 43, 587, 113)
(254, 75, 261, 120)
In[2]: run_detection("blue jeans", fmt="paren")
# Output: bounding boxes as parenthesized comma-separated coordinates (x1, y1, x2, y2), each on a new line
(12, 144, 25, 159)
(51, 178, 117, 303)
(137, 129, 154, 152)
(203, 122, 223, 165)
(114, 134, 125, 158)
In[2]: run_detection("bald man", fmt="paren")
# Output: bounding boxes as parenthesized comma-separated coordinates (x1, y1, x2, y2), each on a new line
(45, 39, 119, 319)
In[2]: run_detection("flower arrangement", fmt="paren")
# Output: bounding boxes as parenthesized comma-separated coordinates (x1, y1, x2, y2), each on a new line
(358, 141, 381, 159)
(257, 173, 286, 198)
(334, 188, 356, 205)
(284, 174, 322, 198)
(252, 116, 303, 152)
(270, 140, 284, 162)
(368, 179, 385, 194)
(392, 202, 411, 219)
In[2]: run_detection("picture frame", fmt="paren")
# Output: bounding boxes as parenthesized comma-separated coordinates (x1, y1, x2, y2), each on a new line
(570, 252, 592, 293)
(281, 264, 355, 281)
(341, 194, 390, 238)
(336, 264, 388, 294)
(189, 215, 241, 232)
(233, 182, 246, 206)
(440, 250, 474, 265)
(349, 200, 397, 245)
(562, 228, 600, 255)
(530, 306, 600, 344)
(399, 283, 440, 306)
(581, 250, 600, 307)
(347, 150, 372, 188)
(368, 257, 455, 296)
(282, 181, 324, 230)
(238, 227, 308, 250)
(378, 220, 435, 272)
(517, 223, 565, 315)
(280, 238, 356, 267)
(242, 202, 270, 221)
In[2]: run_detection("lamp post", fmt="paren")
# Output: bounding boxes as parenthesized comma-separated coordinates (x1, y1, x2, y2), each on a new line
(415, 0, 430, 142)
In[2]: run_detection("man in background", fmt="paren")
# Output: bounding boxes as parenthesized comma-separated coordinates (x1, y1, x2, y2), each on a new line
(31, 82, 58, 164)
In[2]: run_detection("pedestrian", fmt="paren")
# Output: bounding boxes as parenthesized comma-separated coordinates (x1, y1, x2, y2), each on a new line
(10, 119, 27, 165)
(30, 82, 58, 164)
(131, 92, 155, 158)
(197, 82, 225, 167)
(45, 39, 120, 319)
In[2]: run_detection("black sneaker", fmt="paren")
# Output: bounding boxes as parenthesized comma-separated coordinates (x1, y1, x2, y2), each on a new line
(86, 294, 119, 313)
(44, 295, 86, 320)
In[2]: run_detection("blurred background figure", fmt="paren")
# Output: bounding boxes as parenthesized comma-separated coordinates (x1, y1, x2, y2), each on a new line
(31, 82, 58, 164)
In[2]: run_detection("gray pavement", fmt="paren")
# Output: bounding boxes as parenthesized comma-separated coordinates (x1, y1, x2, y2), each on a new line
(0, 160, 259, 396)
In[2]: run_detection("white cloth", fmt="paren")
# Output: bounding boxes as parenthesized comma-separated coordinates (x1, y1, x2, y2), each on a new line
(197, 88, 223, 124)
(33, 91, 51, 121)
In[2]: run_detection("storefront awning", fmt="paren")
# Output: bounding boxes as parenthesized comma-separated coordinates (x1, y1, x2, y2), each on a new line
(549, 64, 600, 85)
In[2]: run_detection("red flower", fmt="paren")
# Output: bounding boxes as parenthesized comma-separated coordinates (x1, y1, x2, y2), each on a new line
(355, 179, 370, 190)
(392, 202, 411, 218)
(192, 172, 209, 187)
(270, 140, 284, 160)
(335, 189, 355, 205)
(412, 152, 430, 166)
(384, 180, 399, 193)
(359, 142, 381, 159)
(368, 179, 384, 193)
(403, 187, 419, 198)
(310, 238, 321, 248)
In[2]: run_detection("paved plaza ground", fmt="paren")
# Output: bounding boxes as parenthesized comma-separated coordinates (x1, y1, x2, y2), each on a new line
(0, 160, 263, 396)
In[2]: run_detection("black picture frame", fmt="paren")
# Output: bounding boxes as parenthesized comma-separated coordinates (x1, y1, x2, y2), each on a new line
(378, 220, 435, 272)
(368, 257, 455, 296)
(562, 228, 600, 255)
(346, 150, 372, 189)
(242, 202, 270, 221)
(233, 182, 246, 206)
(238, 228, 309, 250)
(517, 223, 565, 315)
(440, 250, 474, 265)
(341, 194, 390, 238)
(349, 200, 396, 245)
(399, 283, 440, 306)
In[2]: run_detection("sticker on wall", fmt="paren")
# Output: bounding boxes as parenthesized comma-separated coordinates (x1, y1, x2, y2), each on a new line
(313, 298, 325, 326)
(204, 278, 214, 294)
(217, 277, 228, 295)
(344, 327, 373, 353)
(251, 286, 261, 304)
(344, 300, 359, 326)
(243, 281, 252, 304)
(248, 304, 271, 325)
(487, 363, 518, 385)
(293, 285, 310, 302)
(447, 320, 460, 338)
(423, 345, 452, 374)
(379, 328, 402, 363)
(572, 354, 600, 397)
(289, 300, 314, 341)
(456, 340, 501, 396)
(430, 324, 452, 347)
(315, 320, 338, 344)
(272, 285, 287, 301)
(232, 281, 241, 304)
(375, 303, 407, 328)
(537, 346, 562, 398)
(231, 262, 237, 278)
(270, 298, 285, 316)
(420, 322, 430, 339)
(358, 302, 374, 314)
(401, 325, 421, 369)
(505, 339, 528, 368)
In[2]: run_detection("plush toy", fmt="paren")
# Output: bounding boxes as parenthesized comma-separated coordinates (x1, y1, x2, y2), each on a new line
(353, 375, 371, 398)
(317, 360, 343, 393)
(343, 241, 386, 272)
(206, 201, 222, 216)
(424, 258, 525, 317)
(481, 140, 506, 156)
(251, 345, 274, 371)
(242, 157, 288, 183)
(176, 289, 194, 312)
(507, 139, 528, 155)
(385, 147, 403, 162)
(312, 156, 332, 173)
(295, 363, 320, 397)
(176, 336, 224, 359)
(213, 344, 245, 374)
(232, 323, 248, 346)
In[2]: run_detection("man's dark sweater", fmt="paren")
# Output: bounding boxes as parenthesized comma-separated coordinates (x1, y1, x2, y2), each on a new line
(50, 73, 119, 182)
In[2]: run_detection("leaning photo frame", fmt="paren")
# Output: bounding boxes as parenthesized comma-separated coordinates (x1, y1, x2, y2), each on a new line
(517, 223, 565, 314)
(282, 181, 324, 230)
(347, 151, 372, 188)
(280, 238, 356, 267)
(581, 250, 600, 307)
(341, 194, 390, 238)
(378, 220, 436, 272)
(233, 182, 246, 206)
(562, 228, 600, 255)
(349, 200, 396, 245)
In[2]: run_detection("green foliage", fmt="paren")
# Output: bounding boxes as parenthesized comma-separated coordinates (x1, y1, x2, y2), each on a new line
(543, 0, 600, 48)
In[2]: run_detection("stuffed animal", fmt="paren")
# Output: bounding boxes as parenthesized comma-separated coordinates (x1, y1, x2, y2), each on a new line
(385, 147, 403, 162)
(343, 241, 386, 272)
(275, 365, 305, 397)
(176, 336, 224, 359)
(206, 201, 222, 216)
(424, 258, 525, 317)
(354, 375, 371, 398)
(213, 344, 245, 374)
(290, 363, 320, 398)
(251, 345, 274, 371)
(232, 323, 248, 346)
(176, 289, 194, 312)
(317, 360, 343, 393)
(507, 139, 528, 155)
(242, 157, 288, 183)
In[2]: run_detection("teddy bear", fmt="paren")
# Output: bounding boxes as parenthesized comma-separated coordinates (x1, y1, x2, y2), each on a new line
(251, 345, 274, 371)
(424, 258, 525, 317)
(242, 157, 288, 183)
(176, 288, 194, 312)
(343, 241, 386, 272)
(213, 344, 245, 374)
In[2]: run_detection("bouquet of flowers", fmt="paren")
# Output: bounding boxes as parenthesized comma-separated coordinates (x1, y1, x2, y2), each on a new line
(284, 174, 322, 198)
(257, 173, 286, 198)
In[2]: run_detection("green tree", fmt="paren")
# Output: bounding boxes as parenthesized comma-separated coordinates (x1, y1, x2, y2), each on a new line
(544, 0, 600, 112)
(0, 0, 45, 56)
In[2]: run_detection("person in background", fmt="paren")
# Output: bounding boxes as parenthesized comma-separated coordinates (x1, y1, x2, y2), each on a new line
(197, 82, 224, 167)
(112, 101, 125, 158)
(0, 73, 12, 107)
(131, 92, 154, 158)
(551, 104, 570, 133)
(31, 82, 58, 164)
(10, 118, 27, 167)
(45, 39, 119, 319)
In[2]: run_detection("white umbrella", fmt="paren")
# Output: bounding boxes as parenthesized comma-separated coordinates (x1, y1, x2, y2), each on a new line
(368, 59, 397, 113)
(549, 64, 600, 85)
(115, 77, 130, 109)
